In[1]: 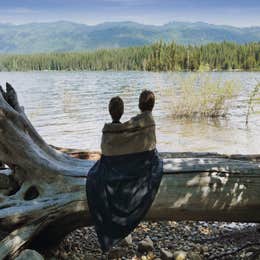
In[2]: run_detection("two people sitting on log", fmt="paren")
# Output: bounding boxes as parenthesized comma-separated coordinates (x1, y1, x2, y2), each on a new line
(86, 90, 163, 252)
(101, 90, 157, 156)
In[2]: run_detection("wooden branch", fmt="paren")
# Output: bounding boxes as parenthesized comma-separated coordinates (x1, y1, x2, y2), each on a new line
(0, 83, 259, 258)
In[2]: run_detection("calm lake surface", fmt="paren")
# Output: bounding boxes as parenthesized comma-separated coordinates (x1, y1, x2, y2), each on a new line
(0, 71, 259, 154)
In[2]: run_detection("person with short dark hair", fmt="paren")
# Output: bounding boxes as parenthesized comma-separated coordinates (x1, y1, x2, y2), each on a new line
(138, 90, 155, 112)
(109, 96, 124, 123)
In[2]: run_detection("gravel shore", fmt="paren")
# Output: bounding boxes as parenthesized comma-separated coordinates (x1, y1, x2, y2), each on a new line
(44, 221, 260, 260)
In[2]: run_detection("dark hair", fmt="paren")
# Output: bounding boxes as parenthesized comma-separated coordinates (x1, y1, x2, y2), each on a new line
(109, 96, 124, 122)
(139, 90, 155, 112)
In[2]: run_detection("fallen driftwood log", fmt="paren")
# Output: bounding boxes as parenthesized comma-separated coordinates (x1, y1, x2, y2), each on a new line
(0, 83, 259, 258)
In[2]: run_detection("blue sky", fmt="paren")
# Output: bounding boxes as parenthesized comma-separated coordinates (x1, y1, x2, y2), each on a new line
(0, 0, 260, 27)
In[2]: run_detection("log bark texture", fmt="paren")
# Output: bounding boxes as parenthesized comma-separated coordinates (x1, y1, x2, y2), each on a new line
(0, 83, 259, 258)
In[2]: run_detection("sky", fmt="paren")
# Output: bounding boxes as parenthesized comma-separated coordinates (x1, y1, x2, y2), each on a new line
(0, 0, 260, 27)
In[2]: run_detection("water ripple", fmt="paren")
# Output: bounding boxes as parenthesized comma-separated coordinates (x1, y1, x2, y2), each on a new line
(0, 71, 259, 154)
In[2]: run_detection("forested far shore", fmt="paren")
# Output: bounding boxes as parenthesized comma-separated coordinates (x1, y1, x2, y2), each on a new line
(0, 41, 260, 72)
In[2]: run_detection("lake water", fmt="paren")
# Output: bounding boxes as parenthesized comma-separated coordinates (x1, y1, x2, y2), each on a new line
(0, 71, 259, 154)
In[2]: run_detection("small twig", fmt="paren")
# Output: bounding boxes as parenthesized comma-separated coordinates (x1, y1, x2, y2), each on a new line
(208, 242, 260, 259)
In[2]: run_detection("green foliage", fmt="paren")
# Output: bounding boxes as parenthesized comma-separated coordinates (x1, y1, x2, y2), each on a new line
(164, 75, 239, 118)
(246, 83, 260, 126)
(198, 63, 210, 72)
(0, 41, 260, 72)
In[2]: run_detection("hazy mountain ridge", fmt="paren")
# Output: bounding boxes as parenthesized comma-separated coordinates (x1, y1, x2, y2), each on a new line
(0, 21, 260, 53)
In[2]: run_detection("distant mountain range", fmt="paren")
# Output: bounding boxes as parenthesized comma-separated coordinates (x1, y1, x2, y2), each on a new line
(0, 21, 260, 54)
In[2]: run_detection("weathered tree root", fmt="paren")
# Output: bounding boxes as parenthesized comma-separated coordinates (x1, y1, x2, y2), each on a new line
(0, 83, 259, 258)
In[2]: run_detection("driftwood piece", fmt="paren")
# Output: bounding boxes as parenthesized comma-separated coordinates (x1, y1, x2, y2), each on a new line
(57, 147, 260, 222)
(0, 83, 259, 258)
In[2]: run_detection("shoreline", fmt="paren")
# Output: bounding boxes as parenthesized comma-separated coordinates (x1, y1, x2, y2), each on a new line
(1, 69, 260, 73)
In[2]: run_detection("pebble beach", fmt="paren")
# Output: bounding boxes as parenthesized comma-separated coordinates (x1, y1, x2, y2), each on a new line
(45, 221, 260, 260)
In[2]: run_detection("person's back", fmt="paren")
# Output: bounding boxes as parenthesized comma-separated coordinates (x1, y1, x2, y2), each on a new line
(101, 90, 156, 156)
(87, 90, 162, 252)
(128, 89, 157, 148)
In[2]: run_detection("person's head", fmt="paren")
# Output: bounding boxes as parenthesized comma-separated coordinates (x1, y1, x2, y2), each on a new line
(109, 96, 124, 122)
(139, 90, 155, 112)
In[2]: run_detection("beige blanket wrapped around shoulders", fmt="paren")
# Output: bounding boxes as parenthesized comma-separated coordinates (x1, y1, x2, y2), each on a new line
(101, 112, 156, 156)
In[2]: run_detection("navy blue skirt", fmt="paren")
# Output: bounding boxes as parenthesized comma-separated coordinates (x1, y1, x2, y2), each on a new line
(86, 149, 163, 252)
